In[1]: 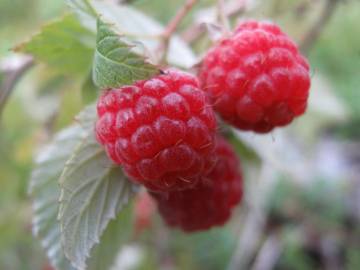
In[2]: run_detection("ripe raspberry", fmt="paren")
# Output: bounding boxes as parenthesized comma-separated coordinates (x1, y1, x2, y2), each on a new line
(198, 20, 311, 133)
(95, 69, 217, 192)
(134, 191, 156, 234)
(151, 136, 243, 232)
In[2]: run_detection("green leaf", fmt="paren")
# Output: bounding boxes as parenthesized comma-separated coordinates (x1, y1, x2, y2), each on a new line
(93, 18, 159, 89)
(15, 14, 95, 76)
(29, 125, 84, 270)
(68, 1, 196, 68)
(58, 131, 136, 270)
(30, 105, 136, 270)
(87, 204, 134, 270)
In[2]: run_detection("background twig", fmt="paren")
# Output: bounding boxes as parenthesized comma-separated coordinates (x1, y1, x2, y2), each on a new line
(300, 0, 339, 54)
(227, 164, 277, 270)
(252, 233, 283, 270)
(0, 55, 34, 117)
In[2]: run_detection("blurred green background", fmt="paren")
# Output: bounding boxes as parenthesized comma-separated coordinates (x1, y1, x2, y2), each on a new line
(0, 0, 359, 269)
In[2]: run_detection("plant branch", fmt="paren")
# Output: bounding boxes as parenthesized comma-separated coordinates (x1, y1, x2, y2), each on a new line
(227, 164, 277, 270)
(0, 55, 34, 117)
(252, 233, 283, 270)
(158, 0, 198, 63)
(300, 0, 339, 54)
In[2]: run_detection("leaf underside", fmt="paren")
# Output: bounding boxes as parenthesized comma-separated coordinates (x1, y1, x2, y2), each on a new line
(30, 104, 136, 270)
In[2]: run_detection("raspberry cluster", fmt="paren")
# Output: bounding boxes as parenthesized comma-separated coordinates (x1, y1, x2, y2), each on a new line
(95, 20, 310, 232)
(198, 20, 311, 133)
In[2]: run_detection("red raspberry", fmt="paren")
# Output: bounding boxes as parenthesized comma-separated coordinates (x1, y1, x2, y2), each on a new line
(134, 191, 156, 235)
(151, 136, 243, 232)
(95, 69, 217, 192)
(198, 20, 311, 133)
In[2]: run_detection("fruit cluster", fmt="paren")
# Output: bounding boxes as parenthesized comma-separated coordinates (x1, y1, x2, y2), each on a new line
(95, 21, 310, 232)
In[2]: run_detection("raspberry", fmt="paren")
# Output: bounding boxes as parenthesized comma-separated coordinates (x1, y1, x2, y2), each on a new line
(134, 191, 156, 234)
(95, 69, 217, 192)
(198, 20, 311, 133)
(151, 136, 243, 232)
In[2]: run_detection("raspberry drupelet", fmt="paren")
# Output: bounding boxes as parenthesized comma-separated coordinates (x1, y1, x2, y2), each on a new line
(198, 20, 311, 133)
(151, 136, 243, 232)
(95, 69, 217, 192)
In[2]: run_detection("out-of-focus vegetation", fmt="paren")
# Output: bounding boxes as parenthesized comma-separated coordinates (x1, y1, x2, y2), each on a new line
(0, 0, 359, 269)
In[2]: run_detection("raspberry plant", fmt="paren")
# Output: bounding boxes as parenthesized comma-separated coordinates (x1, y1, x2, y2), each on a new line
(10, 0, 315, 269)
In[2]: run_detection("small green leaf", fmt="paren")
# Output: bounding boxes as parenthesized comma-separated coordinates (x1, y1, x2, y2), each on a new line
(29, 125, 84, 270)
(58, 131, 136, 270)
(67, 1, 196, 69)
(93, 19, 159, 89)
(92, 2, 197, 69)
(15, 14, 95, 76)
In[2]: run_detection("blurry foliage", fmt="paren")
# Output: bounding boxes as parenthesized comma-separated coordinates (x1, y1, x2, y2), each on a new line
(15, 14, 95, 76)
(169, 229, 236, 270)
(310, 1, 360, 118)
(0, 0, 65, 56)
(267, 177, 347, 229)
(277, 237, 316, 270)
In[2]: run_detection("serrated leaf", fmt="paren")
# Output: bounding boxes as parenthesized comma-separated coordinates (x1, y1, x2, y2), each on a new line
(87, 205, 134, 270)
(92, 2, 197, 69)
(29, 125, 84, 270)
(68, 1, 196, 68)
(30, 105, 135, 270)
(15, 14, 95, 75)
(93, 18, 159, 88)
(58, 132, 136, 270)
